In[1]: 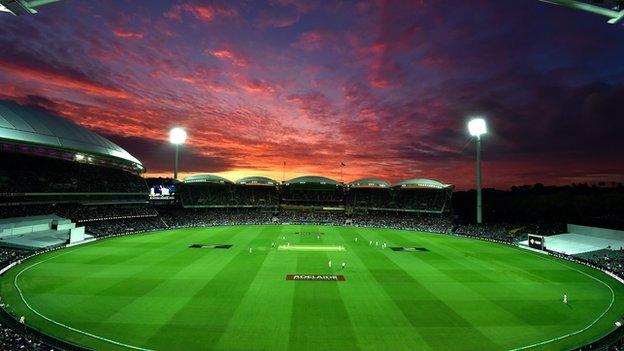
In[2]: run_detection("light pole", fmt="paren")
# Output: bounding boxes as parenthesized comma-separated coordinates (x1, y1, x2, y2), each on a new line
(169, 127, 187, 180)
(468, 118, 487, 224)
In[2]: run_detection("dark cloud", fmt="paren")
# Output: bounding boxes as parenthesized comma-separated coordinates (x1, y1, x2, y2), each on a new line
(102, 133, 234, 174)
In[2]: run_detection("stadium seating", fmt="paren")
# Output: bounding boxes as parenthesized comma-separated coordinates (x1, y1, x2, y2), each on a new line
(0, 151, 147, 195)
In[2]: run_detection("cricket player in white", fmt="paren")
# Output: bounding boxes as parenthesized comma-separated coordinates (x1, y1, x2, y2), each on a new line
(341, 262, 346, 269)
(563, 292, 568, 304)
(328, 260, 332, 268)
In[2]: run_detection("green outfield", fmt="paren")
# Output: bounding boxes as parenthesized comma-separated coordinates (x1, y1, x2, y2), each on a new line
(1, 225, 624, 351)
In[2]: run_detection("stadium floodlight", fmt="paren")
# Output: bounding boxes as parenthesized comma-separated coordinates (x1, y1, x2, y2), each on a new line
(169, 127, 187, 145)
(468, 118, 487, 137)
(467, 118, 487, 224)
(169, 127, 187, 180)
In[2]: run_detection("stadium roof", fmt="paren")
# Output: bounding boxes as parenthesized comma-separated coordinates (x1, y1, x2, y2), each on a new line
(0, 0, 64, 15)
(184, 174, 233, 184)
(284, 176, 341, 186)
(347, 178, 390, 188)
(0, 100, 143, 168)
(392, 178, 453, 189)
(236, 176, 278, 186)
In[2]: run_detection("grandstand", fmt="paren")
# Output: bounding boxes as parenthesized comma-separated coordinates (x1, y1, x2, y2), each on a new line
(392, 179, 453, 213)
(0, 100, 148, 205)
(346, 178, 392, 209)
(179, 174, 280, 208)
(178, 174, 454, 213)
(281, 176, 344, 208)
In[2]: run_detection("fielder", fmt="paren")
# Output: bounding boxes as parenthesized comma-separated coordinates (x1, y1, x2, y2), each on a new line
(563, 292, 568, 304)
(328, 260, 332, 268)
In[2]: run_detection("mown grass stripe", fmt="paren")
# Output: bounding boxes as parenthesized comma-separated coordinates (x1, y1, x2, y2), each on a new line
(288, 250, 359, 350)
(346, 229, 500, 350)
(14, 251, 154, 351)
(142, 226, 274, 350)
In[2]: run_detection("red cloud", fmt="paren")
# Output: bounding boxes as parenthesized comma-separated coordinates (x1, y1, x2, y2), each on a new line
(164, 3, 238, 23)
(229, 74, 277, 95)
(208, 49, 249, 67)
(113, 30, 144, 40)
(0, 61, 128, 99)
(286, 92, 336, 120)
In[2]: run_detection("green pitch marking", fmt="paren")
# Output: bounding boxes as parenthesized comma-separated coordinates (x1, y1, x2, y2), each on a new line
(1, 225, 623, 351)
(278, 244, 346, 252)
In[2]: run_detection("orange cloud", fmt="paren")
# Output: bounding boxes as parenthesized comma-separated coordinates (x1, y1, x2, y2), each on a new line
(0, 61, 128, 99)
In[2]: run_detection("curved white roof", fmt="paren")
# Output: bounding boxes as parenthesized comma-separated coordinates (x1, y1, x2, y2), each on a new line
(285, 175, 341, 186)
(392, 178, 452, 189)
(0, 100, 142, 166)
(184, 174, 233, 184)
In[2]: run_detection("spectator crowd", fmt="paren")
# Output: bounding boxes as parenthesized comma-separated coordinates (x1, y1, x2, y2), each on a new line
(0, 152, 147, 194)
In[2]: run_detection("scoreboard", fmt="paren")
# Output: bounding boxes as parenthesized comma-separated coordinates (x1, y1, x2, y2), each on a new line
(528, 234, 545, 250)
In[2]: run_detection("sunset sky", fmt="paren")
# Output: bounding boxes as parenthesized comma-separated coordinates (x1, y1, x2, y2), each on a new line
(1, 0, 623, 189)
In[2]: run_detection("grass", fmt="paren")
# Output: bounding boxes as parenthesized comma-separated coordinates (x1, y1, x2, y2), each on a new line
(1, 225, 623, 351)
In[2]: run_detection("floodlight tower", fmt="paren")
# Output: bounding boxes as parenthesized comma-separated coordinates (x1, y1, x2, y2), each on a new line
(468, 118, 487, 224)
(169, 127, 187, 180)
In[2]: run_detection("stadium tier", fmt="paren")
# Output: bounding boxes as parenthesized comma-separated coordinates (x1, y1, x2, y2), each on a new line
(179, 174, 454, 213)
(0, 100, 148, 205)
(178, 174, 280, 208)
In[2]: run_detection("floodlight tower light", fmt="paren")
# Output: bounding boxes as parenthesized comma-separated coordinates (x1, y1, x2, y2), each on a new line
(169, 127, 187, 180)
(467, 118, 487, 224)
(468, 118, 487, 137)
